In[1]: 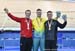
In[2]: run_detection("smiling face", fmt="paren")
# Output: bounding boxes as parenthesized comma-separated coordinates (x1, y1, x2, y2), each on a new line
(25, 10, 31, 18)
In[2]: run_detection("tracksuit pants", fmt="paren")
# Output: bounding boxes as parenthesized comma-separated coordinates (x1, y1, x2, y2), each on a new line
(33, 31, 45, 51)
(45, 40, 57, 51)
(20, 37, 33, 51)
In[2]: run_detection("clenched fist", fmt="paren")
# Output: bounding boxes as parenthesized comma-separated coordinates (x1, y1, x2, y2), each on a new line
(4, 8, 9, 14)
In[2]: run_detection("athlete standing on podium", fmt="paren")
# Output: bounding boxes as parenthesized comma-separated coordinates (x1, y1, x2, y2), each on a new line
(4, 8, 33, 51)
(44, 11, 67, 51)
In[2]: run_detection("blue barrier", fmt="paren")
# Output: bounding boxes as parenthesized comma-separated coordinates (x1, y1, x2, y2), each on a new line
(0, 31, 75, 51)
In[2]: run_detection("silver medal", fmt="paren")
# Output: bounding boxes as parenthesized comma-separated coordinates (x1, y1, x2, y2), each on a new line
(26, 19, 30, 30)
(27, 23, 30, 30)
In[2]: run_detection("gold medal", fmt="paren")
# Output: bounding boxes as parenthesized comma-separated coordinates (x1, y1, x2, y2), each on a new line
(36, 18, 42, 27)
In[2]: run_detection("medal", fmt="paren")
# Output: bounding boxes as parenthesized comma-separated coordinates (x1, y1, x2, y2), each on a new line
(27, 23, 30, 30)
(36, 18, 42, 27)
(25, 19, 30, 30)
(48, 25, 51, 30)
(48, 20, 52, 30)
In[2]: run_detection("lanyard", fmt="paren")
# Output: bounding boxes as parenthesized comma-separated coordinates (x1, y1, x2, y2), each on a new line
(48, 20, 52, 30)
(25, 19, 30, 30)
(36, 18, 42, 27)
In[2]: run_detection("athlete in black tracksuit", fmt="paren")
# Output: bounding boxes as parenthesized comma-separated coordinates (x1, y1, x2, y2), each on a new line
(44, 11, 67, 51)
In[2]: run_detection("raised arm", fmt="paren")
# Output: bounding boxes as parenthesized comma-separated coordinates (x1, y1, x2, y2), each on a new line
(57, 21, 67, 29)
(57, 14, 67, 29)
(4, 8, 21, 22)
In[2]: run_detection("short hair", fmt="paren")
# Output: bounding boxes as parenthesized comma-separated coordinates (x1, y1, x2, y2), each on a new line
(25, 10, 31, 13)
(47, 11, 53, 13)
(36, 9, 42, 11)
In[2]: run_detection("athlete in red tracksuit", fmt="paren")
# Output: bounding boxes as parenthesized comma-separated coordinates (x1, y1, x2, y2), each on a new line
(4, 8, 33, 51)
